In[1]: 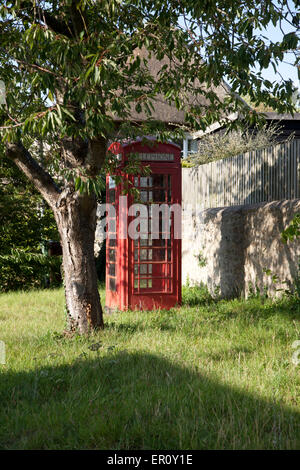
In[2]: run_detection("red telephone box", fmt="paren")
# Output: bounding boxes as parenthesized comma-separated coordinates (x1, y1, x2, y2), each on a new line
(105, 140, 181, 312)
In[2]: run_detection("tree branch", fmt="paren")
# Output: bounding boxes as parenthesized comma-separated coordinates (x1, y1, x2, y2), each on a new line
(16, 2, 73, 38)
(6, 142, 61, 209)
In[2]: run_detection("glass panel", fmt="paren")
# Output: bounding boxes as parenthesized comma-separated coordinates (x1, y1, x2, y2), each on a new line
(151, 238, 165, 247)
(134, 280, 138, 288)
(140, 280, 147, 288)
(140, 176, 153, 187)
(134, 249, 138, 261)
(109, 238, 117, 247)
(153, 249, 165, 261)
(153, 190, 165, 202)
(109, 176, 116, 189)
(148, 279, 152, 288)
(140, 191, 148, 202)
(109, 277, 116, 291)
(140, 264, 147, 275)
(134, 265, 138, 275)
(138, 264, 153, 277)
(108, 218, 116, 232)
(153, 175, 164, 187)
(108, 189, 115, 203)
(108, 249, 116, 262)
(108, 264, 115, 276)
(134, 177, 139, 187)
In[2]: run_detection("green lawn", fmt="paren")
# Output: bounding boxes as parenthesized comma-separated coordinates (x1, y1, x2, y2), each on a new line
(0, 285, 300, 450)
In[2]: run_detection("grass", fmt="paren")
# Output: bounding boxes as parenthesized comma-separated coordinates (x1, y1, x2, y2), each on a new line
(0, 285, 300, 449)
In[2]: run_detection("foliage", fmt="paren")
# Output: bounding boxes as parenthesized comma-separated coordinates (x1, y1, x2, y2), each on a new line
(0, 1, 299, 160)
(242, 93, 277, 112)
(281, 214, 300, 243)
(182, 282, 213, 305)
(1, 287, 300, 449)
(184, 121, 292, 166)
(194, 250, 207, 268)
(280, 214, 300, 299)
(243, 86, 300, 112)
(0, 155, 60, 291)
(260, 215, 300, 300)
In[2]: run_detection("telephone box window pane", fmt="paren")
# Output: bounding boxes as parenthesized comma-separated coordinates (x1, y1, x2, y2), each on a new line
(140, 249, 152, 260)
(140, 280, 147, 288)
(134, 249, 138, 261)
(140, 177, 153, 187)
(109, 238, 117, 247)
(108, 264, 116, 276)
(109, 277, 116, 291)
(148, 279, 152, 288)
(109, 176, 116, 189)
(153, 190, 165, 202)
(152, 238, 165, 247)
(134, 280, 138, 288)
(134, 177, 139, 187)
(153, 175, 164, 187)
(140, 264, 147, 275)
(108, 219, 116, 232)
(153, 249, 165, 261)
(109, 189, 116, 203)
(108, 249, 116, 262)
(160, 216, 171, 233)
(140, 191, 148, 202)
(138, 264, 153, 276)
(168, 249, 171, 261)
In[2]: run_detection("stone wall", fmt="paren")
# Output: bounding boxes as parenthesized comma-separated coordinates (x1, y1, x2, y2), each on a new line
(182, 199, 300, 298)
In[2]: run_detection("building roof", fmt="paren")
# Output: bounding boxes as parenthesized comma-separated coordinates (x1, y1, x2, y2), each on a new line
(112, 48, 231, 127)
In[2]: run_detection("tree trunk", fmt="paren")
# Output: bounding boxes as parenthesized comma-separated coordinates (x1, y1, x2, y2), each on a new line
(55, 189, 104, 334)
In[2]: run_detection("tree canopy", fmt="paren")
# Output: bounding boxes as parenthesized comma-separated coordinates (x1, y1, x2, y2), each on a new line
(1, 1, 299, 147)
(0, 0, 299, 332)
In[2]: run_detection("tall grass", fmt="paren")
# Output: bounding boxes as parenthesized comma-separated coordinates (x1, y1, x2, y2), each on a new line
(0, 286, 299, 449)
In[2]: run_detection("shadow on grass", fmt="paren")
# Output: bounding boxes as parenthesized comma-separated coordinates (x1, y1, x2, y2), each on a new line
(0, 351, 299, 450)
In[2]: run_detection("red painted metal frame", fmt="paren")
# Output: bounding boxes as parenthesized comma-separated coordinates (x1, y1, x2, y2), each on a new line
(105, 140, 181, 312)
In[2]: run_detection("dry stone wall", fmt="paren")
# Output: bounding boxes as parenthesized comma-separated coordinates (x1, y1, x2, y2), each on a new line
(182, 199, 300, 298)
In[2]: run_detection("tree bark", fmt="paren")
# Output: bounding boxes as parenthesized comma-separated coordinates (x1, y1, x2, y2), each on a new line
(6, 140, 106, 335)
(55, 188, 104, 334)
